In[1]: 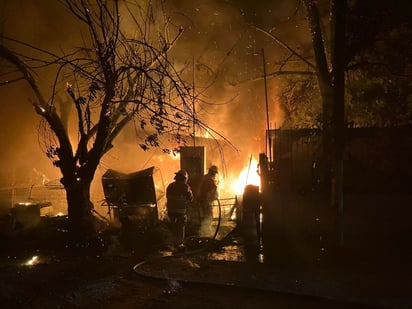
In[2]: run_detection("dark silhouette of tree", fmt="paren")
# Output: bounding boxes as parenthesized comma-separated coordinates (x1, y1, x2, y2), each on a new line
(0, 0, 220, 240)
(258, 1, 412, 128)
(243, 0, 412, 245)
(252, 1, 346, 200)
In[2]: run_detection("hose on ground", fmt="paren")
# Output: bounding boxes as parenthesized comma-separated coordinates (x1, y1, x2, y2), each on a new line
(211, 198, 222, 240)
(133, 198, 238, 275)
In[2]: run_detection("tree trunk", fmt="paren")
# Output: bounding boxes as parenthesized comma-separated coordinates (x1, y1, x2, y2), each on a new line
(305, 0, 347, 248)
(65, 180, 95, 242)
(331, 0, 347, 248)
(304, 0, 334, 193)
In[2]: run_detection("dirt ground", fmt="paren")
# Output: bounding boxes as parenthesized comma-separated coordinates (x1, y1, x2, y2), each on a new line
(0, 253, 363, 309)
(0, 214, 376, 309)
(1, 195, 412, 309)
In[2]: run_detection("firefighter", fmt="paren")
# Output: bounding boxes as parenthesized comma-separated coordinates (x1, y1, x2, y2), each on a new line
(166, 169, 193, 250)
(197, 165, 219, 234)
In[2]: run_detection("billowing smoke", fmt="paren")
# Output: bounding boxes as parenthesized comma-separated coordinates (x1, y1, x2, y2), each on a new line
(159, 0, 298, 175)
(0, 0, 301, 214)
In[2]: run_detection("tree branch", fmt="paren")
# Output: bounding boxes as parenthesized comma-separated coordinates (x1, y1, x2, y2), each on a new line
(253, 25, 316, 70)
(233, 70, 316, 85)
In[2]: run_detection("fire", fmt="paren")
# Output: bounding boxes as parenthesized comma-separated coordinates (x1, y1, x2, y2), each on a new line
(25, 256, 39, 266)
(230, 158, 260, 195)
(201, 131, 210, 139)
(158, 152, 180, 162)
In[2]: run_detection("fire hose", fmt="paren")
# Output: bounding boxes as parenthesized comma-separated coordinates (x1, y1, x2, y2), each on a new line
(132, 218, 360, 308)
(211, 198, 222, 240)
(133, 197, 231, 273)
(131, 193, 367, 308)
(132, 213, 365, 308)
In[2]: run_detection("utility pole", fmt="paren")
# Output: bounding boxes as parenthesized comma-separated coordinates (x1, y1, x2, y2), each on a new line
(331, 0, 346, 248)
(192, 56, 196, 147)
(262, 48, 271, 163)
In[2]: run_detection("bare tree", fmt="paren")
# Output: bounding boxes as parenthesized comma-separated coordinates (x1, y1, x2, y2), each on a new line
(0, 0, 213, 239)
(246, 0, 346, 246)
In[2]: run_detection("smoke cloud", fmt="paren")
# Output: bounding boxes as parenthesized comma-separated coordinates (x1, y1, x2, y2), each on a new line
(0, 0, 305, 212)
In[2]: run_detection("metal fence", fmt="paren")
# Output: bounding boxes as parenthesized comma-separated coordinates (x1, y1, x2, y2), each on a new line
(268, 126, 412, 194)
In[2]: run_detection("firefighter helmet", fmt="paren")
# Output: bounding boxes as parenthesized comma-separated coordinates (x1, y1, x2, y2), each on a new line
(208, 165, 218, 174)
(175, 169, 188, 180)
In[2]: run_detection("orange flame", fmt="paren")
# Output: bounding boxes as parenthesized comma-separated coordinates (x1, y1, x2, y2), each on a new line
(229, 157, 260, 195)
(25, 256, 39, 266)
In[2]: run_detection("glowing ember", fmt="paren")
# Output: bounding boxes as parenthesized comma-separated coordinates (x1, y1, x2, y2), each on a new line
(16, 202, 33, 206)
(230, 158, 260, 195)
(25, 256, 39, 266)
